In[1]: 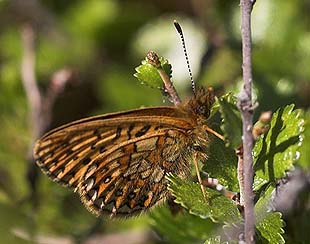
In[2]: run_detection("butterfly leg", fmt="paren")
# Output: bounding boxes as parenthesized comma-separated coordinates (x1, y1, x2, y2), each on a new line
(193, 152, 208, 203)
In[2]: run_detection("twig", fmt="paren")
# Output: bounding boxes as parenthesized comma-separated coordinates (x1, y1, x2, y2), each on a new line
(21, 25, 42, 142)
(238, 0, 256, 243)
(146, 51, 182, 105)
(21, 24, 72, 208)
(21, 26, 73, 149)
(238, 111, 272, 208)
(236, 146, 245, 206)
(21, 24, 42, 207)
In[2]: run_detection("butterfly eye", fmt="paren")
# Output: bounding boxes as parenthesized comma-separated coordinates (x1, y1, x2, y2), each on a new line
(196, 105, 210, 119)
(204, 108, 210, 118)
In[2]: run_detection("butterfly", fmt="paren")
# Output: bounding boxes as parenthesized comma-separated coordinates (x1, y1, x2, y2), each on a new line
(33, 86, 223, 217)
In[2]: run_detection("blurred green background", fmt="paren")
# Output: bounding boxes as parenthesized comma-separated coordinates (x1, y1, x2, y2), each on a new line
(0, 0, 309, 243)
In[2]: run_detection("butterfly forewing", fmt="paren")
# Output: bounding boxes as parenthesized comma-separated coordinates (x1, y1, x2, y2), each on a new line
(34, 106, 197, 216)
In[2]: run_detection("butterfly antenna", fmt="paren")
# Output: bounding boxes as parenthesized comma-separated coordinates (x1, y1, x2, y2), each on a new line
(174, 20, 196, 95)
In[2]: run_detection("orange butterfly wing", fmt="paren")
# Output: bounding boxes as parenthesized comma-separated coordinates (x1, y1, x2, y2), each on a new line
(34, 107, 197, 216)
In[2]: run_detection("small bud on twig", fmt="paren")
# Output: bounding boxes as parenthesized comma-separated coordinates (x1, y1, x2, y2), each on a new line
(146, 51, 161, 68)
(252, 111, 272, 140)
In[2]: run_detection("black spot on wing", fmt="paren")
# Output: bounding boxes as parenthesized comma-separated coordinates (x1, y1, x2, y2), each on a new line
(135, 125, 151, 137)
(113, 127, 122, 140)
(127, 124, 135, 139)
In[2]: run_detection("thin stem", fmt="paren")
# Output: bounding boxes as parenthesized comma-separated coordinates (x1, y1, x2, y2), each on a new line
(239, 0, 256, 243)
(237, 146, 245, 206)
(239, 111, 272, 207)
(21, 24, 41, 208)
(146, 51, 182, 105)
(20, 25, 72, 209)
(21, 25, 42, 141)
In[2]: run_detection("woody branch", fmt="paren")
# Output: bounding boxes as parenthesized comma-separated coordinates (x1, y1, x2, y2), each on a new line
(21, 24, 72, 207)
(238, 0, 256, 243)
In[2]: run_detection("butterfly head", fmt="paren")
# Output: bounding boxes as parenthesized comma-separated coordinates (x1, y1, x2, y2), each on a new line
(186, 87, 215, 123)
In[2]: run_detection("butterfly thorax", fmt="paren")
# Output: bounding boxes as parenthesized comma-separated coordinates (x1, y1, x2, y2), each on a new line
(172, 87, 215, 162)
(181, 87, 214, 126)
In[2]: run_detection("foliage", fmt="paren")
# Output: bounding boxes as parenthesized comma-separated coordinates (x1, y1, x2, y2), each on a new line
(253, 105, 304, 189)
(298, 111, 310, 171)
(145, 54, 305, 243)
(203, 136, 239, 192)
(0, 1, 309, 243)
(255, 186, 285, 244)
(150, 206, 217, 244)
(134, 56, 172, 88)
(217, 94, 242, 148)
(167, 174, 242, 223)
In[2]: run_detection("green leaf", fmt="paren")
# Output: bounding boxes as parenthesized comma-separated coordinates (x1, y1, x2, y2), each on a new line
(298, 110, 310, 171)
(217, 94, 242, 148)
(255, 185, 285, 244)
(204, 236, 223, 244)
(256, 212, 285, 244)
(203, 136, 239, 192)
(253, 104, 304, 186)
(134, 57, 172, 88)
(210, 93, 237, 119)
(254, 184, 275, 221)
(150, 205, 217, 244)
(166, 174, 242, 224)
